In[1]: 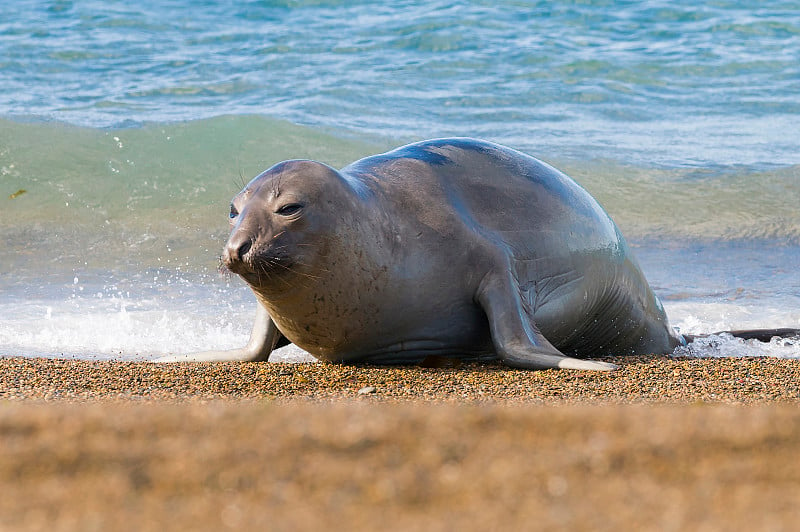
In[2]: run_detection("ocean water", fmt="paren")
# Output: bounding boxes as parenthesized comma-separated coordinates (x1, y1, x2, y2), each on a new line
(1, 0, 799, 361)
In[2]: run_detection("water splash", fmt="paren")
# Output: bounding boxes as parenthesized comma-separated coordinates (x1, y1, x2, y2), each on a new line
(667, 301, 800, 359)
(675, 333, 800, 360)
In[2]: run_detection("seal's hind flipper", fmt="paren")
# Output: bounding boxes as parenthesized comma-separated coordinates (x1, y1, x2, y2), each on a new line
(505, 351, 617, 371)
(477, 270, 617, 371)
(684, 328, 800, 343)
(555, 357, 618, 371)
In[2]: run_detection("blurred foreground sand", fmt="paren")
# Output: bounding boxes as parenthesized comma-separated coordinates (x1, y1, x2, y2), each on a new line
(2, 356, 800, 530)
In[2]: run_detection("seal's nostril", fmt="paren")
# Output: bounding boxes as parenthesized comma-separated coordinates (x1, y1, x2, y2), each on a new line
(236, 240, 252, 261)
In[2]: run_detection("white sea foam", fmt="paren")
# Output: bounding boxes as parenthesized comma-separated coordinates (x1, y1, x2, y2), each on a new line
(0, 298, 242, 361)
(666, 301, 800, 336)
(666, 302, 800, 359)
(0, 295, 316, 363)
(2, 296, 797, 362)
(674, 333, 800, 360)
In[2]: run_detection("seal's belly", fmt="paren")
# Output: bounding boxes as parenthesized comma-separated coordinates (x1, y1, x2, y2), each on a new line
(346, 305, 495, 363)
(277, 298, 495, 363)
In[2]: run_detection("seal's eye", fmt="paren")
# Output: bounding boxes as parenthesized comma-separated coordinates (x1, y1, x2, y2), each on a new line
(277, 203, 303, 216)
(229, 205, 239, 219)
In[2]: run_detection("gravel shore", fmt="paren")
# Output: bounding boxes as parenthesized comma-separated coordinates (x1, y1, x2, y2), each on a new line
(3, 354, 800, 403)
(2, 355, 800, 530)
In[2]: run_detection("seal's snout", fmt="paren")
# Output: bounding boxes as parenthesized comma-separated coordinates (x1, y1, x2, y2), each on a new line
(233, 240, 252, 262)
(223, 233, 254, 273)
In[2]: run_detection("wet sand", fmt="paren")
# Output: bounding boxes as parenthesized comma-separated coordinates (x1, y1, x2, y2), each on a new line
(2, 355, 800, 530)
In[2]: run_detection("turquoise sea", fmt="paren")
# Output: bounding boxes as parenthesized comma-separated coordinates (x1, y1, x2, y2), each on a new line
(1, 0, 799, 360)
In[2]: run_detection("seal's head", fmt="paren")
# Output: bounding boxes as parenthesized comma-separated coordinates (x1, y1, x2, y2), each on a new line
(222, 160, 354, 294)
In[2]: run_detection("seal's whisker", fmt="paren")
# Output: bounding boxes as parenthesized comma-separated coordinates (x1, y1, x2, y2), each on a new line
(298, 264, 331, 275)
(259, 263, 275, 287)
(271, 260, 322, 281)
(268, 262, 294, 288)
(217, 256, 233, 277)
(254, 262, 264, 286)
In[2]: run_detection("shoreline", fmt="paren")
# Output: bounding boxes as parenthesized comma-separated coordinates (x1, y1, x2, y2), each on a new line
(3, 355, 800, 530)
(2, 354, 800, 403)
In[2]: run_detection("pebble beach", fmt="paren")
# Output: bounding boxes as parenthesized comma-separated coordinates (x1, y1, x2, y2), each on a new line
(3, 355, 800, 530)
(3, 355, 800, 403)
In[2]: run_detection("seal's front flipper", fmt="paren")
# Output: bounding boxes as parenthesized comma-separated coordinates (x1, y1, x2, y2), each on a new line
(153, 301, 281, 362)
(477, 272, 617, 371)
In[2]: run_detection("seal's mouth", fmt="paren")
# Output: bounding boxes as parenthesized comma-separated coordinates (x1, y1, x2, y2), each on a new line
(221, 242, 298, 287)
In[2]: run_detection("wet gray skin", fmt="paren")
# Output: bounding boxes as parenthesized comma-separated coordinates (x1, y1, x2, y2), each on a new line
(162, 138, 691, 370)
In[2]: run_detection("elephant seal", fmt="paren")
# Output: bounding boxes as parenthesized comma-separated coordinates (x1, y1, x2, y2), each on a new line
(160, 137, 698, 370)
